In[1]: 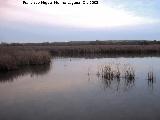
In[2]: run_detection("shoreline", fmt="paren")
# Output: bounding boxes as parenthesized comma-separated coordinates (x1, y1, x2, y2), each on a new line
(1, 42, 160, 71)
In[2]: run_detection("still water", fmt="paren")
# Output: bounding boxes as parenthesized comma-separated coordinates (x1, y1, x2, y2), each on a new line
(0, 57, 160, 120)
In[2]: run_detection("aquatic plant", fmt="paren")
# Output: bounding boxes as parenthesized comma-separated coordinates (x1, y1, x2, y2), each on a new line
(1, 42, 160, 57)
(146, 70, 156, 90)
(147, 71, 154, 82)
(100, 65, 120, 80)
(97, 63, 135, 89)
(0, 49, 51, 71)
(124, 67, 135, 81)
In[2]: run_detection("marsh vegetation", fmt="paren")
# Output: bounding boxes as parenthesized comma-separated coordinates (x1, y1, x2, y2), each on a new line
(0, 47, 51, 71)
(1, 40, 160, 71)
(1, 40, 160, 57)
(97, 63, 136, 91)
(97, 64, 135, 80)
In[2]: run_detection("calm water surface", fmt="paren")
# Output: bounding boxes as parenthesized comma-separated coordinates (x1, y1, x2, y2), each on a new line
(0, 57, 160, 120)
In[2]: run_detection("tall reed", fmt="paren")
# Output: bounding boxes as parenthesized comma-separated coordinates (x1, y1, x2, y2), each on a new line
(0, 49, 51, 71)
(97, 63, 135, 90)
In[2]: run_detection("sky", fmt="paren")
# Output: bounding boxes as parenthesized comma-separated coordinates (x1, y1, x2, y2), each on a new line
(0, 0, 160, 43)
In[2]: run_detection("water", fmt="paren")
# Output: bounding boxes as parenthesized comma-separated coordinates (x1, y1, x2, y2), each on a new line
(0, 57, 160, 120)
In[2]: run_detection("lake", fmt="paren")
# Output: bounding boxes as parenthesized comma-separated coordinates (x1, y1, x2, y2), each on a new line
(0, 57, 160, 120)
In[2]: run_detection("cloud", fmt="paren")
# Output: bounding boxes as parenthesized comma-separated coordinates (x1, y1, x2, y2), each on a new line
(1, 22, 160, 42)
(0, 0, 159, 28)
(0, 0, 8, 6)
(104, 0, 160, 18)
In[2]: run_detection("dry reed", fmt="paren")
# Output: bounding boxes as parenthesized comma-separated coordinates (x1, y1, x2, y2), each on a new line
(0, 48, 51, 71)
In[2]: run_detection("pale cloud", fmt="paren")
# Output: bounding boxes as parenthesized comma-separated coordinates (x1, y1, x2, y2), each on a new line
(104, 0, 160, 18)
(0, 0, 159, 28)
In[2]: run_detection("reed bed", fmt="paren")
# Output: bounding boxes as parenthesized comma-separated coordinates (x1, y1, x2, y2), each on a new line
(1, 44, 160, 56)
(0, 48, 51, 71)
(44, 45, 160, 56)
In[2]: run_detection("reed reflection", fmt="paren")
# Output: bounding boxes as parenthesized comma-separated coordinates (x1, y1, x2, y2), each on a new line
(0, 64, 51, 83)
(96, 63, 160, 92)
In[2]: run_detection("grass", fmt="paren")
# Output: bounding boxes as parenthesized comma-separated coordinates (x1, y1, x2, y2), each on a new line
(97, 63, 135, 90)
(1, 41, 160, 57)
(99, 65, 119, 80)
(2, 44, 160, 57)
(0, 48, 51, 71)
(97, 64, 135, 81)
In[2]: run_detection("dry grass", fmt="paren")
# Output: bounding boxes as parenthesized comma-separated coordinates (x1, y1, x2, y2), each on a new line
(98, 64, 135, 81)
(97, 63, 135, 90)
(1, 44, 160, 57)
(0, 48, 51, 71)
(42, 44, 160, 56)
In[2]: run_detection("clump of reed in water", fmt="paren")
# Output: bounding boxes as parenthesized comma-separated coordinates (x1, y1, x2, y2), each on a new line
(97, 64, 135, 81)
(124, 67, 135, 81)
(100, 65, 121, 80)
(147, 71, 156, 82)
(96, 63, 135, 91)
(0, 49, 51, 71)
(148, 71, 153, 81)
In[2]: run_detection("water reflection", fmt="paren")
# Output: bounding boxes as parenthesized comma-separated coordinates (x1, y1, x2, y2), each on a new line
(96, 63, 157, 92)
(54, 53, 160, 59)
(98, 75, 136, 92)
(0, 58, 160, 120)
(0, 64, 51, 83)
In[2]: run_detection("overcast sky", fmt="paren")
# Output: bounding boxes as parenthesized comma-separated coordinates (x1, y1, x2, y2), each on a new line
(0, 0, 160, 43)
